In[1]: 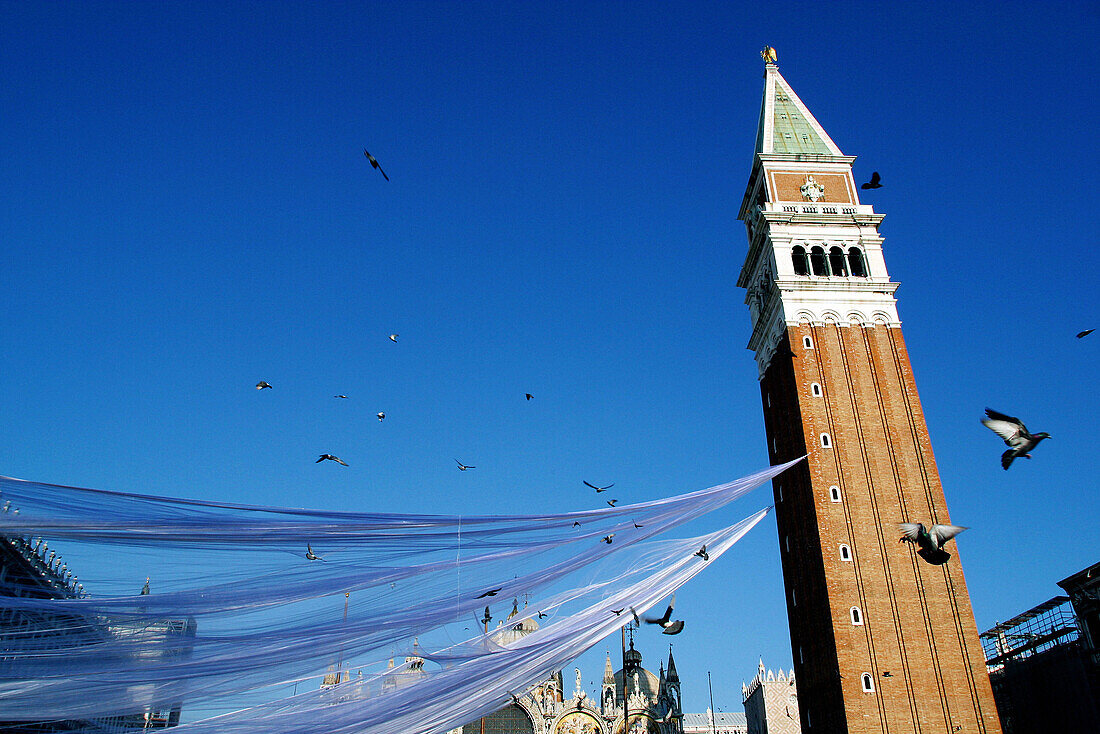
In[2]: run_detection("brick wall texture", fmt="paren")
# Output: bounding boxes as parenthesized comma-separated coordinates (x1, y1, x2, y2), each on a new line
(759, 322, 1003, 734)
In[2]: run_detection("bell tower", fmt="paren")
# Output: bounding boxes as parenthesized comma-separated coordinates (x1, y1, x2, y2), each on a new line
(736, 51, 1002, 733)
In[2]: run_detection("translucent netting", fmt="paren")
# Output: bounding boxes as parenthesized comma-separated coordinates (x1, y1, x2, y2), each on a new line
(0, 458, 799, 731)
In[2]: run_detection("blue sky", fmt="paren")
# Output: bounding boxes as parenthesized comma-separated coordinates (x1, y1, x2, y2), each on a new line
(1, 0, 1098, 717)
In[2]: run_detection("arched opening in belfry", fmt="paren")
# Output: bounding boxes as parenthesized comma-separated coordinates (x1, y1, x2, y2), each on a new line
(828, 247, 848, 276)
(809, 246, 828, 276)
(848, 247, 868, 277)
(792, 245, 809, 275)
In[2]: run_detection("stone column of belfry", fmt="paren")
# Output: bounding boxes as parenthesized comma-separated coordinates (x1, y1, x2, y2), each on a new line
(735, 51, 1003, 734)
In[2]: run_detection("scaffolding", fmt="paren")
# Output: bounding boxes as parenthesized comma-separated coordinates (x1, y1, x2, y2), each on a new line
(980, 595, 1080, 669)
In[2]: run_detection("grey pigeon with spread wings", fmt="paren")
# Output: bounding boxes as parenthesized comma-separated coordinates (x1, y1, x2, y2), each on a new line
(899, 522, 967, 565)
(643, 593, 684, 635)
(982, 408, 1050, 469)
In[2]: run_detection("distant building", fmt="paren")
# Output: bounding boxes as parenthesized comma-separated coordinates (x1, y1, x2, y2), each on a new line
(741, 661, 799, 734)
(448, 605, 683, 733)
(681, 710, 747, 734)
(980, 561, 1100, 733)
(0, 502, 195, 732)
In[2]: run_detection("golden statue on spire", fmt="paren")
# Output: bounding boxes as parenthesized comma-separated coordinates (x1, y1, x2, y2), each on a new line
(761, 46, 778, 65)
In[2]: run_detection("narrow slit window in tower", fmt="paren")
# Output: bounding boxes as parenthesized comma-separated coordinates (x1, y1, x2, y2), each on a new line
(792, 245, 809, 275)
(810, 246, 828, 276)
(839, 544, 851, 561)
(861, 674, 874, 692)
(828, 246, 848, 276)
(848, 247, 868, 277)
(811, 382, 822, 397)
(820, 433, 832, 448)
(851, 607, 863, 625)
(829, 485, 841, 502)
(803, 336, 813, 349)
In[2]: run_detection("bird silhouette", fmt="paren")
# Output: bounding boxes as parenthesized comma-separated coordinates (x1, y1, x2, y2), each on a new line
(525, 393, 534, 401)
(860, 171, 882, 190)
(694, 545, 709, 561)
(633, 521, 643, 529)
(256, 381, 272, 390)
(389, 334, 399, 342)
(606, 499, 618, 507)
(334, 395, 348, 399)
(611, 608, 625, 615)
(364, 150, 389, 181)
(1078, 329, 1095, 339)
(476, 588, 502, 598)
(644, 594, 684, 635)
(982, 408, 1051, 469)
(584, 481, 614, 492)
(455, 459, 475, 471)
(572, 521, 581, 527)
(377, 412, 385, 421)
(305, 544, 325, 562)
(899, 522, 967, 565)
(602, 534, 615, 544)
(537, 611, 547, 619)
(317, 454, 348, 466)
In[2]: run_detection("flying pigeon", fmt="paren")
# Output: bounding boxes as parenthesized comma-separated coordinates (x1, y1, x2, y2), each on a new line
(898, 522, 967, 565)
(305, 544, 325, 562)
(525, 393, 534, 400)
(860, 171, 882, 190)
(335, 395, 348, 399)
(537, 611, 547, 619)
(572, 521, 581, 527)
(364, 150, 389, 181)
(602, 534, 615, 544)
(377, 412, 385, 421)
(256, 381, 272, 390)
(981, 408, 1051, 469)
(476, 588, 502, 598)
(644, 594, 684, 635)
(606, 499, 618, 507)
(140, 577, 150, 595)
(694, 545, 709, 561)
(584, 481, 614, 492)
(1078, 329, 1095, 339)
(455, 459, 475, 471)
(611, 608, 625, 615)
(317, 454, 349, 466)
(389, 334, 399, 342)
(629, 608, 641, 626)
(633, 521, 643, 528)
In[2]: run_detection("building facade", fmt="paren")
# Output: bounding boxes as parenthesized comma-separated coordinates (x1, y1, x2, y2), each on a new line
(742, 661, 800, 734)
(979, 562, 1100, 732)
(736, 53, 1001, 733)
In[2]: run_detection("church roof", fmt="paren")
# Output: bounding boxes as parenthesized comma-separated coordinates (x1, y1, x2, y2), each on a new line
(612, 667, 661, 699)
(754, 60, 843, 156)
(682, 711, 747, 727)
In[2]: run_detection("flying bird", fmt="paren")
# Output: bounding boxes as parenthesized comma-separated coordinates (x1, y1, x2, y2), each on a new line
(1078, 329, 1095, 339)
(898, 522, 967, 565)
(525, 393, 534, 400)
(389, 334, 399, 342)
(305, 544, 325, 562)
(377, 412, 385, 421)
(256, 381, 272, 390)
(860, 171, 882, 189)
(606, 499, 618, 507)
(584, 481, 614, 492)
(644, 594, 684, 635)
(537, 611, 547, 619)
(694, 545, 709, 561)
(572, 521, 581, 528)
(317, 454, 348, 466)
(633, 521, 643, 529)
(981, 408, 1051, 469)
(334, 395, 348, 399)
(364, 150, 389, 181)
(140, 577, 150, 595)
(628, 607, 641, 626)
(611, 608, 625, 615)
(455, 459, 475, 471)
(602, 534, 615, 544)
(476, 588, 502, 598)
